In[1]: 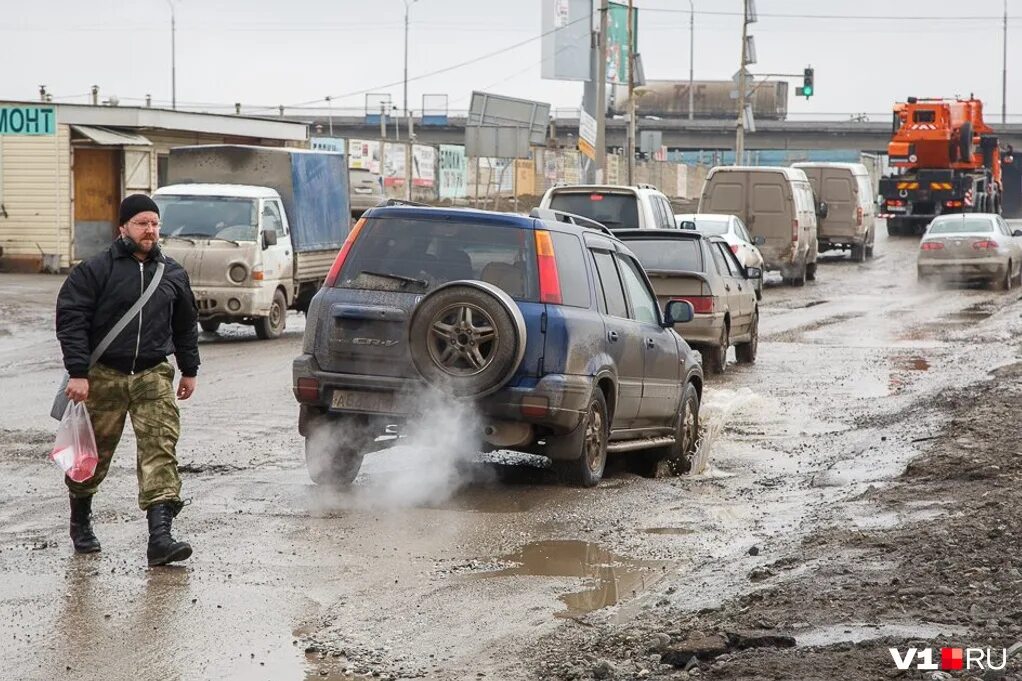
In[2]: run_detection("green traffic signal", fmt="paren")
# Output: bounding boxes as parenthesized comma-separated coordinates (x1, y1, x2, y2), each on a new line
(802, 67, 815, 99)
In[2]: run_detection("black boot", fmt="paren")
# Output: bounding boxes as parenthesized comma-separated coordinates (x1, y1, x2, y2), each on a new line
(146, 502, 192, 566)
(69, 495, 101, 554)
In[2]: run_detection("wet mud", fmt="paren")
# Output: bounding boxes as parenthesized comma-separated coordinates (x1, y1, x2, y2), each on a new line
(3, 223, 1022, 680)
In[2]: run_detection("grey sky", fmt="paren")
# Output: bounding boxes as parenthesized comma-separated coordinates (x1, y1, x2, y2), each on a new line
(7, 1, 1021, 121)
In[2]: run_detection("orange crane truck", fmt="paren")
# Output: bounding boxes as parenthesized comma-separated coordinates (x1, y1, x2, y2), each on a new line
(878, 96, 1002, 236)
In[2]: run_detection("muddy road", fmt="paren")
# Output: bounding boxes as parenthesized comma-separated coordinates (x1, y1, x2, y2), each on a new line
(2, 223, 1021, 681)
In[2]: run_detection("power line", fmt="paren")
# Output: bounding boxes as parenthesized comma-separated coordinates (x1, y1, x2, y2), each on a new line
(642, 8, 1017, 21)
(267, 10, 595, 111)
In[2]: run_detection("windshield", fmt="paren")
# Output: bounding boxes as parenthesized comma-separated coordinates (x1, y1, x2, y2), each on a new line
(154, 196, 259, 241)
(620, 239, 704, 272)
(337, 217, 539, 299)
(548, 192, 639, 230)
(928, 218, 994, 234)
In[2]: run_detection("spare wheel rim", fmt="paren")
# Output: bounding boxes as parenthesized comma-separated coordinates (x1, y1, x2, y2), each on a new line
(427, 302, 499, 376)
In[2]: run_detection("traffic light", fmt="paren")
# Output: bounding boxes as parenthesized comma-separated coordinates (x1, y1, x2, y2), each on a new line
(796, 67, 815, 99)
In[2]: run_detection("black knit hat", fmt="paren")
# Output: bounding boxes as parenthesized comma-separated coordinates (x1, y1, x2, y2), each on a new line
(118, 194, 160, 226)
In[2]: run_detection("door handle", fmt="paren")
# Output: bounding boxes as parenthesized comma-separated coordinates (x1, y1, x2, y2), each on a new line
(644, 338, 655, 349)
(607, 330, 619, 342)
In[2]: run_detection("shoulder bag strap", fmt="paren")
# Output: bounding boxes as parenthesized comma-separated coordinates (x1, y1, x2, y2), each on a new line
(87, 261, 166, 367)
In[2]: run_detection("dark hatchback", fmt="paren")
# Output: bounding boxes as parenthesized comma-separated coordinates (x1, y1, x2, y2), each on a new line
(293, 205, 704, 487)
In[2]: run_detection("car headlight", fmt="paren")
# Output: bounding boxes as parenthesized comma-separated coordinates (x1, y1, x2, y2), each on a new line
(228, 264, 248, 283)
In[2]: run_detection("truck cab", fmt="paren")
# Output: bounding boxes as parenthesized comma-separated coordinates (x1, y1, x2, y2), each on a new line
(155, 184, 296, 338)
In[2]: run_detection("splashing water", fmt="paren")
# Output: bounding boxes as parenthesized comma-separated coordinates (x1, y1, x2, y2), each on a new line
(690, 387, 762, 475)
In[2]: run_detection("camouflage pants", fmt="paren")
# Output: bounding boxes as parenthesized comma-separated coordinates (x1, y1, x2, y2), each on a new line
(65, 362, 182, 510)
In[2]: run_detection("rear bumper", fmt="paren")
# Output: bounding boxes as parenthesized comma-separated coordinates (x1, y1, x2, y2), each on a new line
(674, 313, 725, 346)
(292, 354, 592, 435)
(917, 257, 1006, 279)
(819, 227, 867, 248)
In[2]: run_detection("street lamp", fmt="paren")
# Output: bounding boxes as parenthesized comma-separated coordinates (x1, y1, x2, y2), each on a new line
(688, 0, 694, 121)
(326, 95, 333, 136)
(165, 0, 177, 110)
(403, 0, 418, 141)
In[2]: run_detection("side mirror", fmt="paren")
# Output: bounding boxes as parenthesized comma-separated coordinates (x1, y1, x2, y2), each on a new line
(753, 235, 767, 246)
(679, 220, 697, 231)
(1013, 229, 1022, 237)
(745, 266, 762, 280)
(817, 201, 829, 219)
(662, 299, 695, 327)
(262, 229, 278, 249)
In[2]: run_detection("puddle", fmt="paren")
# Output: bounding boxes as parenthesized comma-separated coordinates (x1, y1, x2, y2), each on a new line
(644, 527, 695, 535)
(477, 540, 668, 617)
(796, 622, 966, 647)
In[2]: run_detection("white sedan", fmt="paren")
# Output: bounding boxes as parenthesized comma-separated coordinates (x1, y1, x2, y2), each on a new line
(917, 213, 1022, 289)
(676, 213, 765, 299)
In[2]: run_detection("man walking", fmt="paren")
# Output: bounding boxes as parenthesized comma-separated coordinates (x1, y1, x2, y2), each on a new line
(56, 194, 200, 566)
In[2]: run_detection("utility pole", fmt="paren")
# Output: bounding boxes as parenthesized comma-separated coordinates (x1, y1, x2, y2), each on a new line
(688, 0, 695, 120)
(626, 0, 635, 184)
(735, 0, 752, 165)
(595, 0, 610, 183)
(403, 0, 418, 142)
(1003, 0, 1008, 124)
(166, 0, 176, 110)
(326, 96, 333, 136)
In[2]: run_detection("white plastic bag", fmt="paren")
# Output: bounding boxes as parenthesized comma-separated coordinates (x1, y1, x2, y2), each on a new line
(50, 401, 99, 483)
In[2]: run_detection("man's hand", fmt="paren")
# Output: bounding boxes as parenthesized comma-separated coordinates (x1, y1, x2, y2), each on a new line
(177, 376, 197, 400)
(65, 378, 89, 403)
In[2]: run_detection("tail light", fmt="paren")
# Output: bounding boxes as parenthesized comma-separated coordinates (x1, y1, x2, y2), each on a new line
(886, 200, 906, 207)
(672, 296, 714, 314)
(295, 377, 320, 404)
(791, 219, 799, 242)
(729, 244, 739, 255)
(324, 217, 367, 287)
(520, 396, 549, 418)
(920, 241, 944, 251)
(535, 230, 563, 304)
(856, 206, 864, 226)
(945, 200, 963, 208)
(972, 240, 998, 250)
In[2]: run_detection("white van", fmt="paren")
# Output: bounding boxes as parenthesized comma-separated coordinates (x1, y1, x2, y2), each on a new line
(792, 162, 876, 262)
(698, 166, 819, 286)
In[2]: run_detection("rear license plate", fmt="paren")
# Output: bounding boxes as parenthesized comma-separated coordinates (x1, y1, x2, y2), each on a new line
(330, 389, 403, 414)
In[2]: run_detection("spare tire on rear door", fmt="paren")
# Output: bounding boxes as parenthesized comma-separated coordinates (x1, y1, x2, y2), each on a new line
(408, 281, 527, 398)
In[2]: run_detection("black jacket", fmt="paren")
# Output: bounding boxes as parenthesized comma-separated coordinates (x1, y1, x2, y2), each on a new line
(56, 239, 200, 379)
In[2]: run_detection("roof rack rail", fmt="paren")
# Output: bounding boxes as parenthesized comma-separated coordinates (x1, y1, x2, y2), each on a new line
(376, 198, 431, 208)
(529, 208, 614, 236)
(635, 183, 659, 191)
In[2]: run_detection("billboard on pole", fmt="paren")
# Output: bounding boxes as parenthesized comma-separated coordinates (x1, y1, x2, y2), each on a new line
(540, 0, 592, 82)
(439, 145, 467, 199)
(606, 2, 637, 84)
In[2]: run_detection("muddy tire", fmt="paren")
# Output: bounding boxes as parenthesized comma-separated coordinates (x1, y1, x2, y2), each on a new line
(806, 261, 817, 281)
(255, 290, 287, 340)
(735, 312, 758, 364)
(551, 388, 609, 488)
(408, 283, 525, 398)
(639, 383, 700, 476)
(784, 261, 807, 287)
(755, 278, 763, 301)
(199, 320, 221, 333)
(304, 416, 369, 486)
(850, 244, 866, 263)
(705, 325, 729, 375)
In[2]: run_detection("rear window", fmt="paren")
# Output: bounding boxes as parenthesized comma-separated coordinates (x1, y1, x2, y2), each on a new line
(619, 239, 703, 272)
(929, 218, 994, 234)
(336, 217, 538, 299)
(692, 218, 729, 236)
(548, 192, 639, 230)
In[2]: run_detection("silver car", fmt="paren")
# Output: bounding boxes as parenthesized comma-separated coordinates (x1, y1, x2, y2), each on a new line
(917, 214, 1022, 289)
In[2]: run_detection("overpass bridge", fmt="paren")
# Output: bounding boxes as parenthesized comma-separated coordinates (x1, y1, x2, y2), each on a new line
(294, 114, 1022, 153)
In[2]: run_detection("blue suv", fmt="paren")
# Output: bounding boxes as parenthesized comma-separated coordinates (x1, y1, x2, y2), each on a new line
(292, 204, 704, 487)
